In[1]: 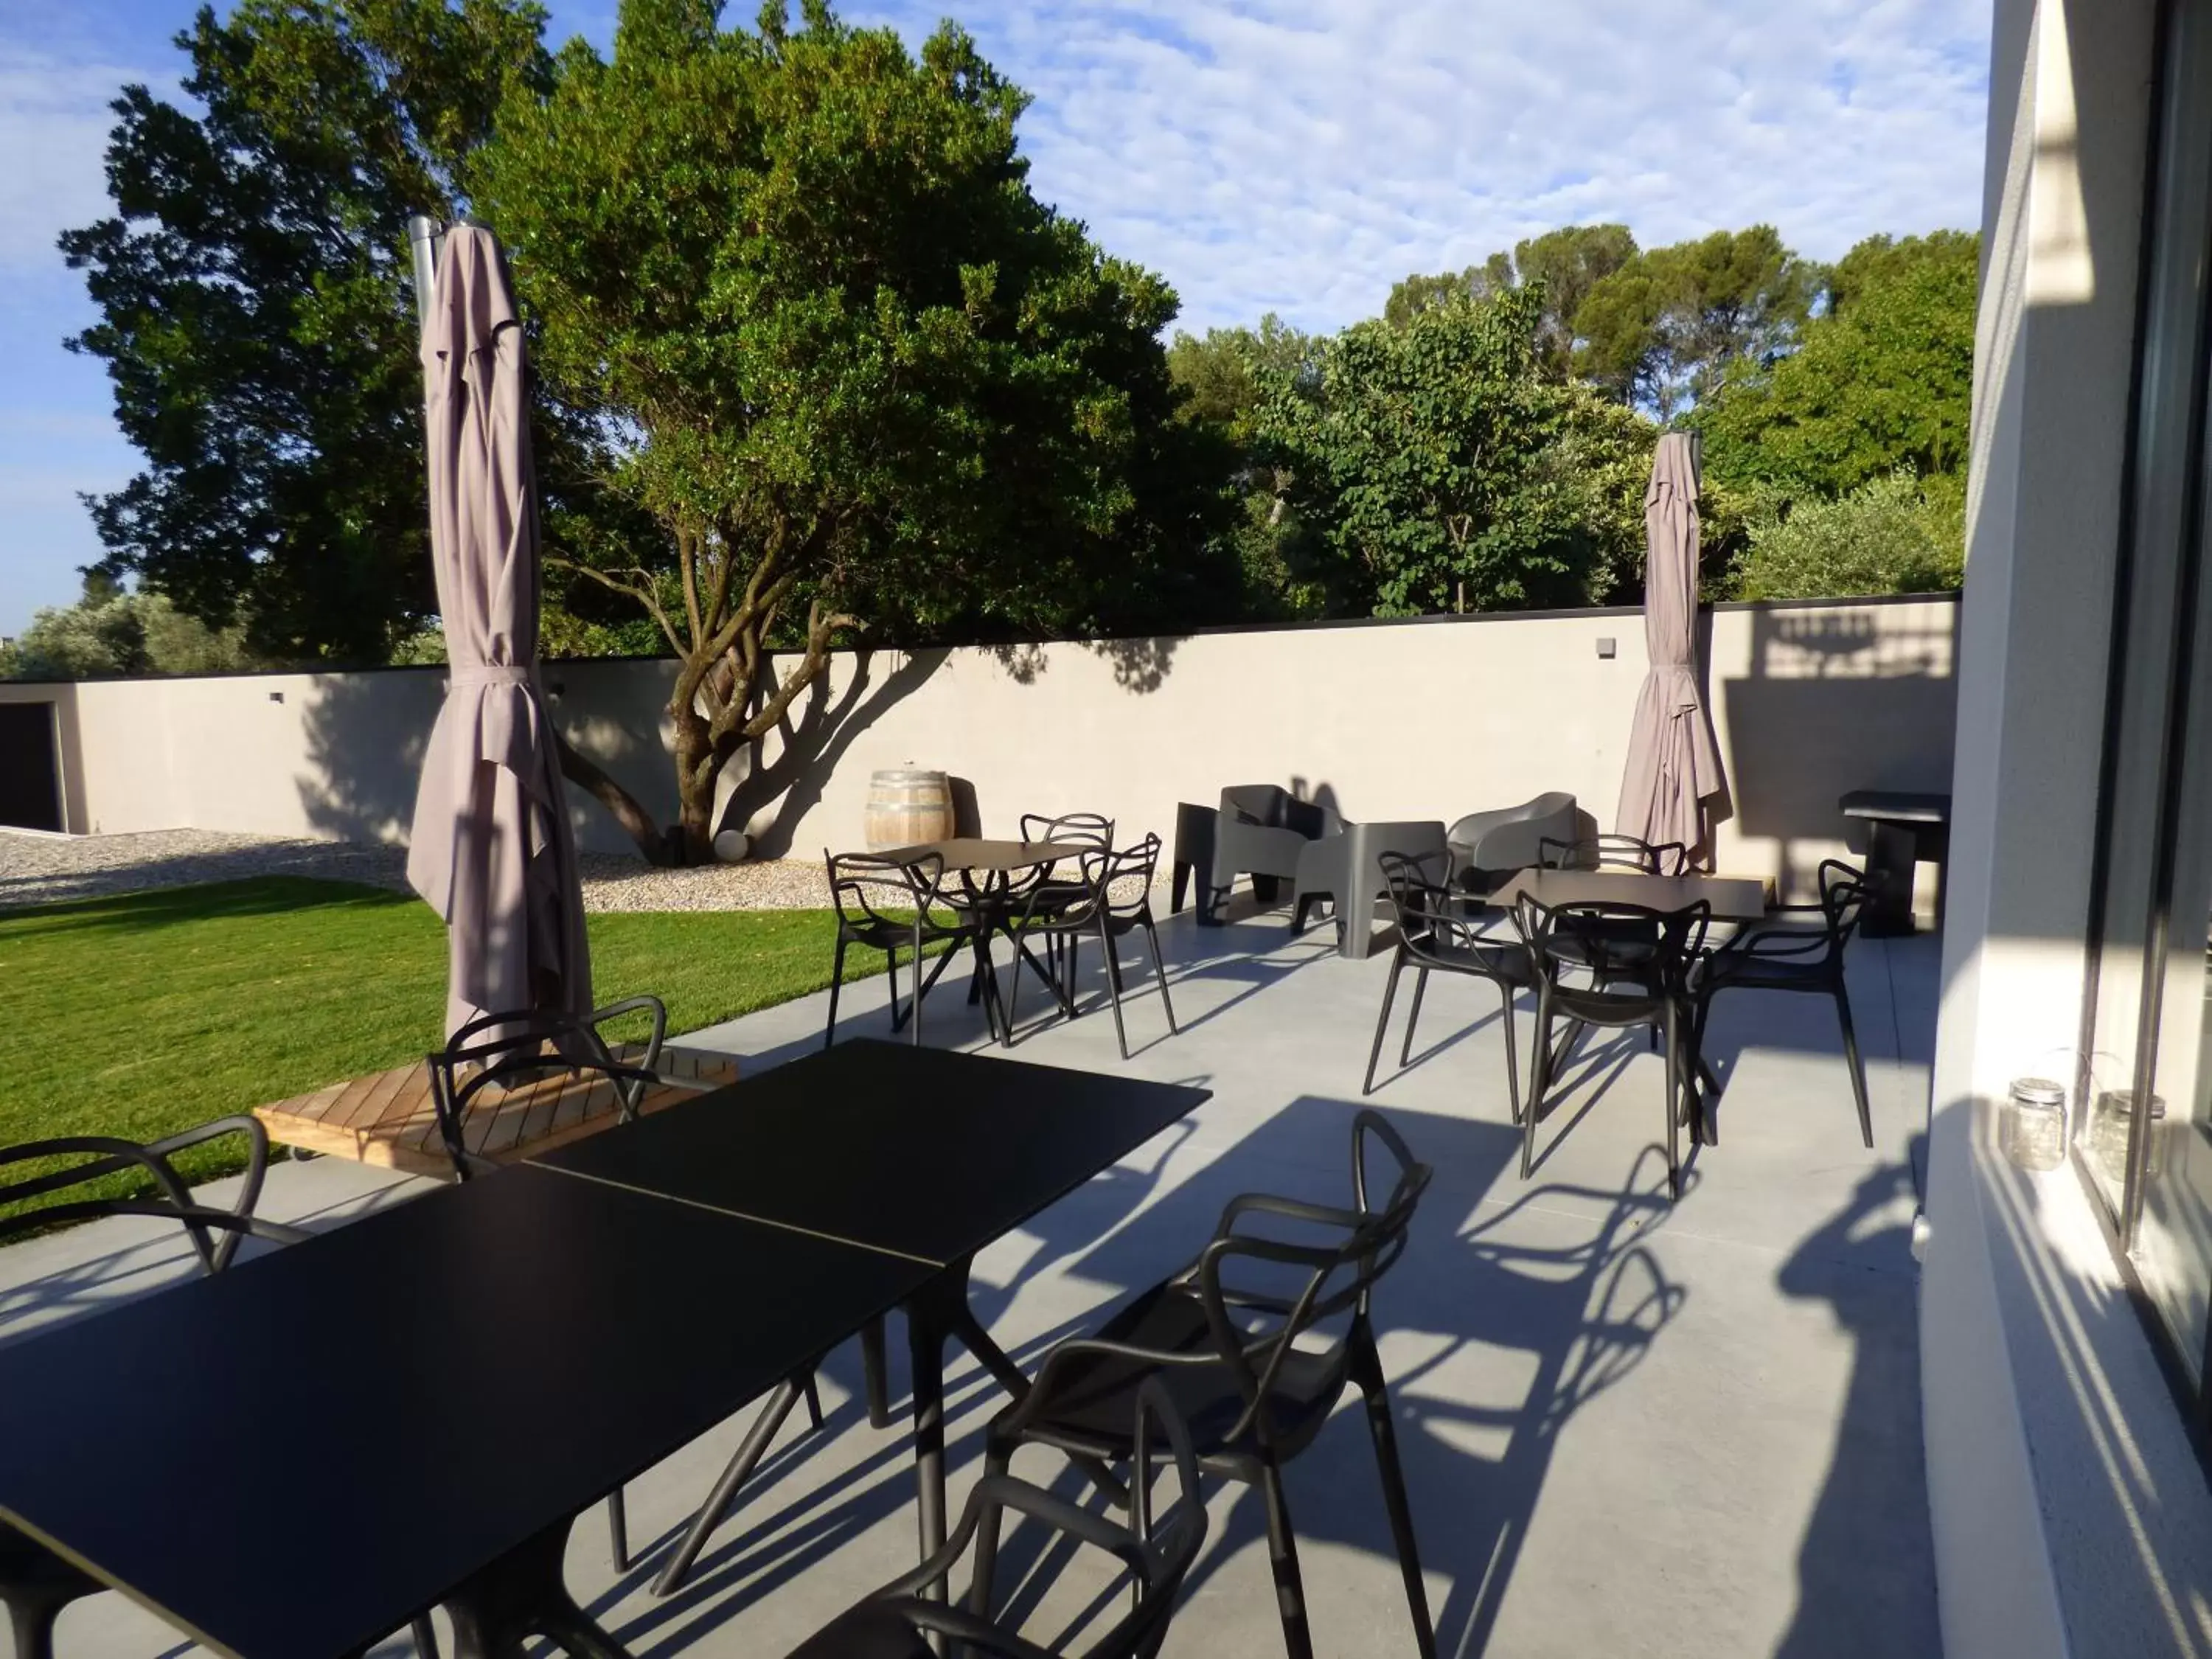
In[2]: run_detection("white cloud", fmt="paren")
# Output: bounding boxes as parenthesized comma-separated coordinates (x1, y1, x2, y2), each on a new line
(0, 50, 164, 272)
(849, 0, 1992, 333)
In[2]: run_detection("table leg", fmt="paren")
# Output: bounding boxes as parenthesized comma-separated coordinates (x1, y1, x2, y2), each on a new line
(1862, 821, 1919, 937)
(442, 1514, 630, 1659)
(908, 1279, 953, 1590)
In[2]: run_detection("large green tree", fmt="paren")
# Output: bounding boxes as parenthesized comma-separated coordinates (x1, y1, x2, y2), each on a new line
(1166, 318, 1332, 616)
(1260, 287, 1652, 617)
(60, 0, 557, 662)
(1386, 224, 1638, 376)
(472, 0, 1237, 856)
(1697, 231, 1979, 496)
(1573, 226, 1820, 420)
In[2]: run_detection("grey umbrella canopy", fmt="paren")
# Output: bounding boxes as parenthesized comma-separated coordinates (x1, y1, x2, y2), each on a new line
(406, 222, 593, 1039)
(1615, 431, 1730, 865)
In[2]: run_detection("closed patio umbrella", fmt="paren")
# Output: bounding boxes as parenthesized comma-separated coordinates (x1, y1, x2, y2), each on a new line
(1615, 431, 1730, 866)
(406, 221, 593, 1039)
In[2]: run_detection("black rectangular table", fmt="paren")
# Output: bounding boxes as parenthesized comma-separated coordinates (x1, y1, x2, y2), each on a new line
(1839, 789, 1950, 936)
(0, 1040, 1208, 1658)
(532, 1039, 1211, 1587)
(0, 1164, 936, 1658)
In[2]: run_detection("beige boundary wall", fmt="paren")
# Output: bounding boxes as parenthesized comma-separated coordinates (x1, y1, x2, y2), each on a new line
(0, 594, 1956, 899)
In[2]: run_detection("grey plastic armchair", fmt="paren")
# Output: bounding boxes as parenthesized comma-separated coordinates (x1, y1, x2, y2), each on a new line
(1292, 819, 1450, 959)
(1194, 785, 1338, 925)
(1446, 792, 1579, 901)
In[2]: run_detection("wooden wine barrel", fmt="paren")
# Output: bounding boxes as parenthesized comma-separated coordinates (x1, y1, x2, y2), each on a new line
(864, 768, 954, 851)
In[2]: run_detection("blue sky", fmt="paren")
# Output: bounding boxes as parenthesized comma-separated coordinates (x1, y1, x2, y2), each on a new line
(0, 0, 1992, 639)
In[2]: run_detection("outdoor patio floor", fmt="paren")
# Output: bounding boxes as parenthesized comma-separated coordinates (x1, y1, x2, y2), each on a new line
(2, 896, 1941, 1659)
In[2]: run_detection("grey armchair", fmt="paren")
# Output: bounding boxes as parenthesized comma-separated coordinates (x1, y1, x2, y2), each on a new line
(1190, 785, 1338, 924)
(1293, 818, 1450, 959)
(1447, 792, 1580, 902)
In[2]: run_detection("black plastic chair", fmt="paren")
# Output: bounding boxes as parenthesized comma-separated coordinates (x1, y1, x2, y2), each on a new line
(1365, 851, 1534, 1119)
(0, 1126, 314, 1659)
(1691, 859, 1874, 1148)
(975, 1111, 1436, 1659)
(428, 995, 699, 1181)
(0, 1115, 285, 1272)
(1006, 835, 1179, 1060)
(1513, 894, 1710, 1199)
(824, 850, 994, 1049)
(785, 1378, 1206, 1659)
(1020, 813, 1118, 980)
(1537, 833, 1690, 875)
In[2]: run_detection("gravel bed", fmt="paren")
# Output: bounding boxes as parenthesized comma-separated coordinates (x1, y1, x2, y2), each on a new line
(0, 828, 832, 914)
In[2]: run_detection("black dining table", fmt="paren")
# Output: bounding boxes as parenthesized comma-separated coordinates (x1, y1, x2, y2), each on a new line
(877, 838, 1092, 1043)
(0, 1040, 1208, 1658)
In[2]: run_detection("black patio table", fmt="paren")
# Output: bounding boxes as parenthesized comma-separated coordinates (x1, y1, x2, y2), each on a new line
(531, 1039, 1210, 1579)
(0, 1040, 1205, 1659)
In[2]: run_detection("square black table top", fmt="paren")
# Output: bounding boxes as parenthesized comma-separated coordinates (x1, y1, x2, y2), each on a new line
(0, 1164, 936, 1659)
(530, 1040, 1211, 1267)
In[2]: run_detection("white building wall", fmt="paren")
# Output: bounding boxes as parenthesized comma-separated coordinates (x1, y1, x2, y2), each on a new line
(1924, 4, 2212, 1658)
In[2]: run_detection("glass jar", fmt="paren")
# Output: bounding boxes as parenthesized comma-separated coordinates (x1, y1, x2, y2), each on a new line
(2091, 1089, 2168, 1186)
(2002, 1077, 2069, 1172)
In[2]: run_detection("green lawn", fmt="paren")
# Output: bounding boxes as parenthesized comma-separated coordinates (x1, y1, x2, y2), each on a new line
(0, 876, 892, 1200)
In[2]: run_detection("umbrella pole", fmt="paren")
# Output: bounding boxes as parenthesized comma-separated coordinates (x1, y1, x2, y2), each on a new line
(407, 215, 445, 327)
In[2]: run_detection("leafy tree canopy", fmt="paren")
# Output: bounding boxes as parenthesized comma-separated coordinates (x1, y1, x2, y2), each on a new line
(1733, 466, 1965, 599)
(60, 0, 560, 663)
(1385, 224, 1637, 376)
(471, 0, 1238, 853)
(1572, 225, 1820, 420)
(1, 574, 257, 681)
(1260, 287, 1652, 617)
(1697, 231, 1979, 496)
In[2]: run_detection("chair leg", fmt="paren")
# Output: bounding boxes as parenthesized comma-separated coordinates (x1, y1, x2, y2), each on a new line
(1142, 916, 1180, 1033)
(1006, 930, 1026, 1037)
(803, 1368, 824, 1431)
(1399, 965, 1430, 1068)
(883, 947, 905, 1032)
(413, 1613, 441, 1658)
(1663, 1002, 1682, 1200)
(651, 1375, 810, 1598)
(1352, 1333, 1438, 1659)
(964, 1439, 1017, 1623)
(605, 1486, 628, 1573)
(1256, 1458, 1316, 1659)
(1497, 979, 1523, 1125)
(1099, 916, 1130, 1060)
(1521, 997, 1552, 1180)
(823, 937, 848, 1051)
(1364, 950, 1406, 1097)
(1834, 983, 1875, 1149)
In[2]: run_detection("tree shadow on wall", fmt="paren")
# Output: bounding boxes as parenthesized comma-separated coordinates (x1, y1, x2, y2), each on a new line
(295, 668, 446, 846)
(717, 648, 948, 859)
(1719, 603, 1958, 899)
(983, 635, 1180, 695)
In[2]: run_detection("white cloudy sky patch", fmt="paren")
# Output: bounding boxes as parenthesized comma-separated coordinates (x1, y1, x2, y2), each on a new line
(852, 0, 1992, 333)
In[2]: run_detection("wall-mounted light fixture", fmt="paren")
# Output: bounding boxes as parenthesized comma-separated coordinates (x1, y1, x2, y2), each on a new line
(1596, 637, 1617, 660)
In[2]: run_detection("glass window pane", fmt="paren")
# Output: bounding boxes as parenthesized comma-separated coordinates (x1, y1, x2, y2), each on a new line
(2083, 0, 2212, 1237)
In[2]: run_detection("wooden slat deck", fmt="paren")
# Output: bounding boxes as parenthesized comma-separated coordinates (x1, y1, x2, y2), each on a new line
(254, 1044, 738, 1178)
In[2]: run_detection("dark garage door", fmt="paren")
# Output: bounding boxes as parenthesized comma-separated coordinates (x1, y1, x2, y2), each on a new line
(0, 703, 63, 832)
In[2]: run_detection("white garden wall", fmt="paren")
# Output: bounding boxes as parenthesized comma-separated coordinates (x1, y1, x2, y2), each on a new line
(0, 594, 1957, 900)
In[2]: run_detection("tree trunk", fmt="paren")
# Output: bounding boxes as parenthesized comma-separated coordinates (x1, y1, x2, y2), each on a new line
(555, 734, 671, 866)
(669, 692, 719, 866)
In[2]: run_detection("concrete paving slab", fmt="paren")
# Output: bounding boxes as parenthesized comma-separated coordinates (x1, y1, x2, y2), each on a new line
(1, 905, 1940, 1658)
